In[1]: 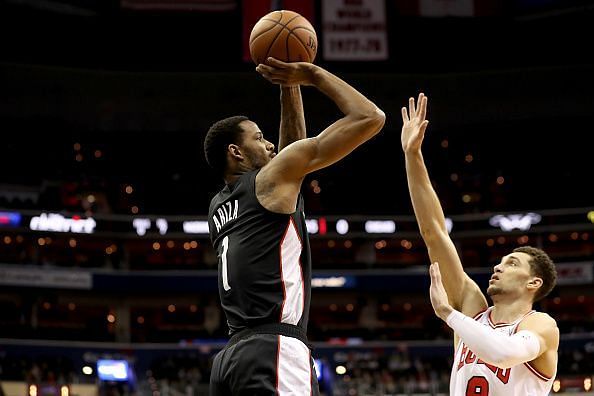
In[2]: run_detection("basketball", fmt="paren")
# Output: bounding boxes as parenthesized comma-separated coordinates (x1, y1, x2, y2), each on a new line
(249, 10, 317, 65)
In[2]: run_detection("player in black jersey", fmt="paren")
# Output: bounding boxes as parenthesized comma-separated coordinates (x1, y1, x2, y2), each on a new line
(204, 57, 385, 395)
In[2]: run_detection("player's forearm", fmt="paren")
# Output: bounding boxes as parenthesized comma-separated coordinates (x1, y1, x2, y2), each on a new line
(446, 310, 541, 369)
(278, 85, 306, 151)
(405, 151, 449, 239)
(312, 67, 384, 122)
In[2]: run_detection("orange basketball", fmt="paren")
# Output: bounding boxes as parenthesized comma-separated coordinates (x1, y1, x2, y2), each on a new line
(249, 10, 317, 65)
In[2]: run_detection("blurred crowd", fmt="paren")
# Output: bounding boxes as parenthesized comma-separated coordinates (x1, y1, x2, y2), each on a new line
(2, 340, 593, 396)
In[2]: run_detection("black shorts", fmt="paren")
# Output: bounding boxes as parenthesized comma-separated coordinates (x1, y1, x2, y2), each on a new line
(210, 325, 320, 395)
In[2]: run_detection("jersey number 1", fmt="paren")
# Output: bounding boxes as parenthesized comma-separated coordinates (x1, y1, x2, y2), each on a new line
(221, 236, 231, 291)
(466, 376, 489, 395)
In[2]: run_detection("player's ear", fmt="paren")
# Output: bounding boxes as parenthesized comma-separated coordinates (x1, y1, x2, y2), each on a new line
(228, 144, 244, 161)
(527, 276, 543, 292)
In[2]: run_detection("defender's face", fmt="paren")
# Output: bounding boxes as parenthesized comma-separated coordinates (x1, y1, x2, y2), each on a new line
(237, 120, 276, 169)
(487, 252, 535, 298)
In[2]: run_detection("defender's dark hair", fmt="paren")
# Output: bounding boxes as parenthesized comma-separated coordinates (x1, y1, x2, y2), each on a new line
(513, 246, 557, 302)
(204, 116, 249, 176)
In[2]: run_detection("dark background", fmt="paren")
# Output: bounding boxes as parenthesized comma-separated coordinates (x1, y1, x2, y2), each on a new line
(1, 0, 593, 217)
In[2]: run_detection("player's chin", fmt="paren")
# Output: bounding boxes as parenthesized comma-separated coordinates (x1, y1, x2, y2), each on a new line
(486, 285, 501, 296)
(258, 156, 273, 168)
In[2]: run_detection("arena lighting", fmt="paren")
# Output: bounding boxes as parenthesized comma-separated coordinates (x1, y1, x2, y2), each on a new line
(585, 377, 592, 391)
(60, 386, 69, 396)
(29, 385, 37, 396)
(318, 217, 327, 235)
(30, 213, 96, 234)
(305, 219, 319, 234)
(336, 219, 349, 235)
(182, 220, 209, 234)
(364, 220, 396, 233)
(132, 218, 151, 236)
(156, 218, 168, 235)
(313, 359, 323, 380)
(0, 211, 21, 227)
(82, 366, 93, 375)
(312, 276, 347, 288)
(445, 217, 453, 233)
(488, 212, 542, 231)
(131, 217, 168, 236)
(15, 208, 590, 238)
(97, 360, 130, 381)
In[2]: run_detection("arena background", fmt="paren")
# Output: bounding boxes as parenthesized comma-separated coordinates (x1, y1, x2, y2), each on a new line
(1, 0, 594, 395)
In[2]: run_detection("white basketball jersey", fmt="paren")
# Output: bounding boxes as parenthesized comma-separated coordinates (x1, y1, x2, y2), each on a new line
(450, 307, 555, 396)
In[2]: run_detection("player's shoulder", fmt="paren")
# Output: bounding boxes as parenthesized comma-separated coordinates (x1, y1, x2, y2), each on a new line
(209, 190, 225, 206)
(530, 311, 557, 325)
(520, 311, 558, 332)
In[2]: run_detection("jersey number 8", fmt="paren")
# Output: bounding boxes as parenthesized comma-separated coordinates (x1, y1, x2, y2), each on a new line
(466, 376, 489, 395)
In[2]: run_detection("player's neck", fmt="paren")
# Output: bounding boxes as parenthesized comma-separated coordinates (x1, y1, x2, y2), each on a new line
(224, 173, 240, 185)
(224, 169, 249, 185)
(224, 163, 255, 185)
(491, 297, 533, 323)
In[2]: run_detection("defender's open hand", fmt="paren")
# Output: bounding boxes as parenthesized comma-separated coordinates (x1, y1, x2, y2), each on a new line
(429, 262, 453, 321)
(401, 93, 429, 154)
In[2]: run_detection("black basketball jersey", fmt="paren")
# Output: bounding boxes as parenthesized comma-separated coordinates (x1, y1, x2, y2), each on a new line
(208, 169, 312, 336)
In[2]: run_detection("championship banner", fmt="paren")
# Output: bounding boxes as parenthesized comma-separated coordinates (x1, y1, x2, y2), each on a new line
(322, 0, 388, 61)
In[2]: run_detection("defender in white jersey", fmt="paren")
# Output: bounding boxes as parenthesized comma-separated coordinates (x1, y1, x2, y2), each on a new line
(401, 93, 559, 396)
(449, 307, 553, 395)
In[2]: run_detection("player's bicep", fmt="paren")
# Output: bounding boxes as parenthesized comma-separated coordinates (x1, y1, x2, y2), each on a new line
(518, 314, 559, 356)
(306, 116, 383, 172)
(264, 112, 383, 182)
(263, 138, 318, 183)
